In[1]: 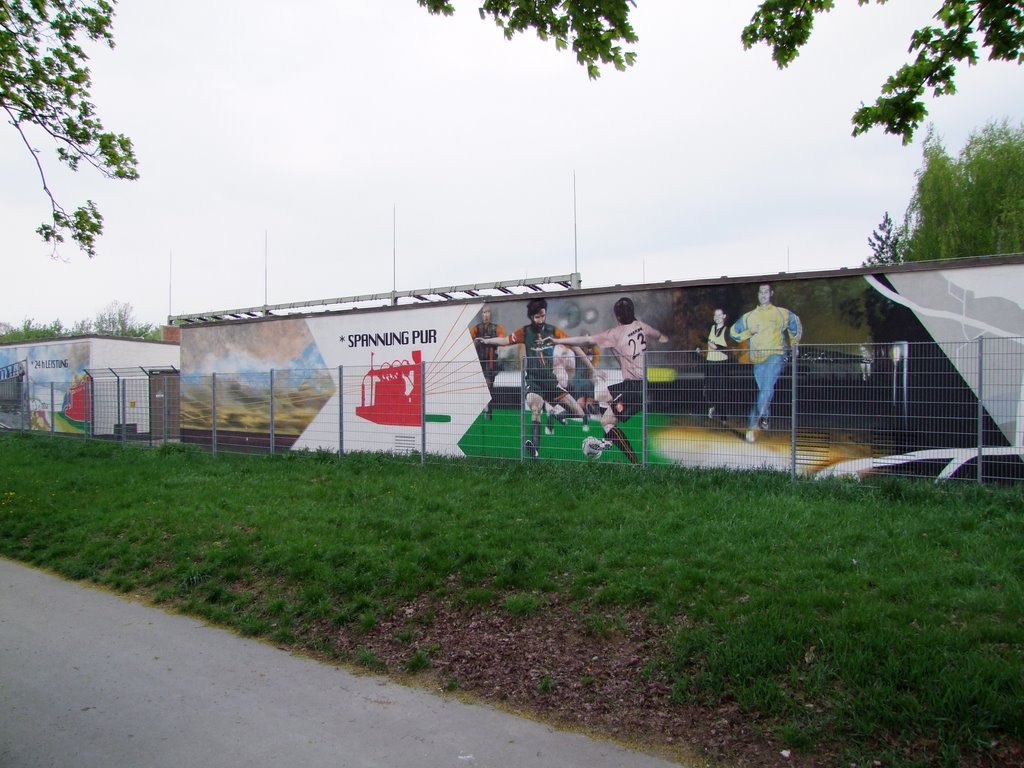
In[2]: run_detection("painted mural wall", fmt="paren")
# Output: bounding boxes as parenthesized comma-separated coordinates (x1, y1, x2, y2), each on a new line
(178, 258, 1024, 480)
(0, 337, 180, 434)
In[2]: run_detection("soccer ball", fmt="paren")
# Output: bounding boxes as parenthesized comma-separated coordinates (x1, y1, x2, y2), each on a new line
(582, 436, 604, 459)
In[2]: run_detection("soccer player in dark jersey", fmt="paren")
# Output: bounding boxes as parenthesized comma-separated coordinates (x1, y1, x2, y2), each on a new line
(550, 297, 667, 464)
(475, 297, 593, 458)
(469, 304, 505, 419)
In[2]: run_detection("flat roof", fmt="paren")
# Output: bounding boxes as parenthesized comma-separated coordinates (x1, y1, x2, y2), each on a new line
(168, 253, 1024, 328)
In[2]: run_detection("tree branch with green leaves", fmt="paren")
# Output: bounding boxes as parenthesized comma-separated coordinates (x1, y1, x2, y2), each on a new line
(1, 0, 138, 258)
(417, 0, 638, 78)
(423, 1, 1021, 143)
(741, 0, 1024, 144)
(3, 0, 1020, 262)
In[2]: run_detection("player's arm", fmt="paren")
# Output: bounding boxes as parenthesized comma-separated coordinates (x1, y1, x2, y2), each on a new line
(729, 316, 750, 343)
(475, 335, 507, 346)
(786, 311, 803, 347)
(477, 328, 519, 347)
(642, 322, 669, 344)
(545, 333, 589, 346)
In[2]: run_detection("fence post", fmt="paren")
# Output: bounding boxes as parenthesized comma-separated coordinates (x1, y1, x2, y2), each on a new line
(790, 346, 798, 481)
(211, 373, 218, 456)
(86, 375, 94, 439)
(977, 337, 984, 484)
(520, 360, 527, 463)
(162, 376, 169, 445)
(420, 359, 427, 464)
(50, 383, 55, 436)
(20, 372, 28, 433)
(269, 369, 276, 456)
(641, 356, 648, 467)
(338, 365, 344, 458)
(118, 372, 126, 445)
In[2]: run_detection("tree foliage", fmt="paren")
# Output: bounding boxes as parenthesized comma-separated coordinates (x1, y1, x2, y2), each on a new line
(0, 301, 157, 342)
(90, 300, 154, 337)
(865, 211, 904, 266)
(0, 318, 71, 341)
(901, 120, 1024, 261)
(1, 0, 138, 257)
(420, 1, 1023, 144)
(417, 0, 638, 78)
(3, 1, 1020, 261)
(741, 1, 1024, 143)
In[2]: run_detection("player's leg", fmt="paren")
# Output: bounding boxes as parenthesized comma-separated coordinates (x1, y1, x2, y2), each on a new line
(557, 390, 585, 418)
(600, 383, 639, 463)
(756, 356, 783, 429)
(525, 392, 544, 457)
(606, 424, 638, 464)
(483, 368, 497, 419)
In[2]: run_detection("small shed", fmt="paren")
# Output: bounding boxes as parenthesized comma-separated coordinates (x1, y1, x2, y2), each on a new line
(0, 336, 179, 438)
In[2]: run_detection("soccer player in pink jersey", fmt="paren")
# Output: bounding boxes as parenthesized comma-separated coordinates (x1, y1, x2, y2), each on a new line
(548, 297, 667, 464)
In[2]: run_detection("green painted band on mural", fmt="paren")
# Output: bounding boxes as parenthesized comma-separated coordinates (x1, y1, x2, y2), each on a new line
(425, 414, 452, 423)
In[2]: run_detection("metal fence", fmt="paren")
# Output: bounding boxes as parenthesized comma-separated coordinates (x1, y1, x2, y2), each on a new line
(0, 360, 27, 432)
(2, 366, 179, 445)
(5, 341, 1023, 483)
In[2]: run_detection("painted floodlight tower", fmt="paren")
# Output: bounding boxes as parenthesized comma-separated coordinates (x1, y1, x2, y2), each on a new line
(173, 256, 1024, 481)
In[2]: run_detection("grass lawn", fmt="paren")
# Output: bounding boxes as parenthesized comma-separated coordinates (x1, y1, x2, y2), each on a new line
(1, 433, 1021, 767)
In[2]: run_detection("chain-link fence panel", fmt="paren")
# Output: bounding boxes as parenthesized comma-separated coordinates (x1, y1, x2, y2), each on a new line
(56, 341, 1024, 483)
(0, 361, 27, 432)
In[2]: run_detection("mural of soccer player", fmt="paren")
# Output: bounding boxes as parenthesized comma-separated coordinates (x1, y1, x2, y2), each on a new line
(469, 304, 505, 419)
(551, 340, 600, 431)
(475, 297, 594, 458)
(571, 338, 601, 414)
(550, 297, 668, 464)
(701, 307, 731, 421)
(729, 283, 802, 443)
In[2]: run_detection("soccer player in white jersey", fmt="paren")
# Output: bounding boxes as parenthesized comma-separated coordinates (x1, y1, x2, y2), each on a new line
(548, 297, 667, 464)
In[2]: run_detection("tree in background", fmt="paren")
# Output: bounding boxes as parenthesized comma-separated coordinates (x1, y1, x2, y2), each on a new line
(865, 211, 904, 266)
(0, 319, 70, 342)
(1, 0, 138, 258)
(90, 300, 154, 337)
(0, 301, 157, 342)
(901, 120, 1024, 262)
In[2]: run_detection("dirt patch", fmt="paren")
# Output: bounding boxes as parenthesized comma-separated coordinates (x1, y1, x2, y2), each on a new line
(316, 593, 828, 767)
(302, 590, 1024, 767)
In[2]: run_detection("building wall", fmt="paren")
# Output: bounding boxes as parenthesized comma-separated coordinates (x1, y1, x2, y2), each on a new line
(176, 257, 1024, 479)
(0, 337, 179, 435)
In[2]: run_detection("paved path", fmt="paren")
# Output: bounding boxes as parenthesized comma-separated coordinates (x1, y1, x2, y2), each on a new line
(0, 558, 685, 768)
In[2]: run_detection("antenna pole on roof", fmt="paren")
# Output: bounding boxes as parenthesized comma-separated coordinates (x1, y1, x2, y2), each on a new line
(573, 170, 578, 275)
(264, 231, 269, 310)
(392, 204, 397, 306)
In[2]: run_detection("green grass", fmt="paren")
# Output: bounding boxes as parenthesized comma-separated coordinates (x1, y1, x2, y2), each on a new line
(1, 432, 1022, 766)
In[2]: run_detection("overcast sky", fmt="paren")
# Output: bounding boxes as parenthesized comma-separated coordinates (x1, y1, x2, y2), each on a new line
(2, 1, 1021, 329)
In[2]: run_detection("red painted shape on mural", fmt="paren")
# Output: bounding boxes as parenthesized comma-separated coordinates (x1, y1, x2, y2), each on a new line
(355, 350, 422, 427)
(63, 381, 92, 424)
